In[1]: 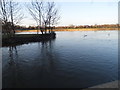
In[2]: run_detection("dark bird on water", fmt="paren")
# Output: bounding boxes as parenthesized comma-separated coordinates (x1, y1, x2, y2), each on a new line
(84, 35, 87, 37)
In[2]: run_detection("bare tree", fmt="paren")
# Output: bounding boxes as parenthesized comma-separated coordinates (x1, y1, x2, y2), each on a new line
(27, 0, 43, 34)
(8, 0, 24, 35)
(42, 2, 60, 34)
(48, 2, 60, 33)
(0, 0, 8, 23)
(27, 0, 60, 34)
(0, 0, 10, 34)
(0, 0, 23, 35)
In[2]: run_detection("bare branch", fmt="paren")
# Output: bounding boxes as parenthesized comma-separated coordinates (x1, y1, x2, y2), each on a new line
(26, 0, 43, 34)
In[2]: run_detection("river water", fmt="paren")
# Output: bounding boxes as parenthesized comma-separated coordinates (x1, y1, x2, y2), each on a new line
(2, 30, 118, 88)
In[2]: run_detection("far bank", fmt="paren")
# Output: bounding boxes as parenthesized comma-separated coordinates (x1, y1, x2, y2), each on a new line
(16, 28, 118, 33)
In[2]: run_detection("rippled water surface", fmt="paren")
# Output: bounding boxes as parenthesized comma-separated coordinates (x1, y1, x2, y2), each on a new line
(2, 30, 118, 88)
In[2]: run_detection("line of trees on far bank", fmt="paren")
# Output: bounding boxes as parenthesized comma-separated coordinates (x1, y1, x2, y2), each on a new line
(56, 24, 119, 29)
(15, 24, 118, 30)
(0, 0, 60, 36)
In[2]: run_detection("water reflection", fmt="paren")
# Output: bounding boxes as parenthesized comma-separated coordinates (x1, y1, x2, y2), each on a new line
(108, 33, 110, 36)
(8, 46, 18, 65)
(2, 31, 118, 88)
(38, 39, 57, 73)
(2, 46, 20, 88)
(3, 38, 59, 88)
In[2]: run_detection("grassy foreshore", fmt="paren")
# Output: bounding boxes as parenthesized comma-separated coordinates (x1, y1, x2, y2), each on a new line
(16, 28, 118, 33)
(2, 33, 56, 47)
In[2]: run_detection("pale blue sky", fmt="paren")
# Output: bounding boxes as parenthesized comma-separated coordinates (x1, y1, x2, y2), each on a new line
(20, 1, 118, 26)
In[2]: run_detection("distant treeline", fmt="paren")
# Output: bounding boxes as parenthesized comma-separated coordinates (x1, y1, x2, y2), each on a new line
(56, 24, 118, 29)
(15, 24, 119, 30)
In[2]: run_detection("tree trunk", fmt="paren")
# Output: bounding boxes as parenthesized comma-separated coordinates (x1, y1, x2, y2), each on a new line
(10, 1, 15, 36)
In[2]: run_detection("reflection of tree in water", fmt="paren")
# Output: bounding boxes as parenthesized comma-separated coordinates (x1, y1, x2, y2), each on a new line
(3, 45, 19, 88)
(36, 39, 61, 87)
(40, 39, 57, 74)
(8, 46, 18, 65)
(3, 38, 60, 88)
